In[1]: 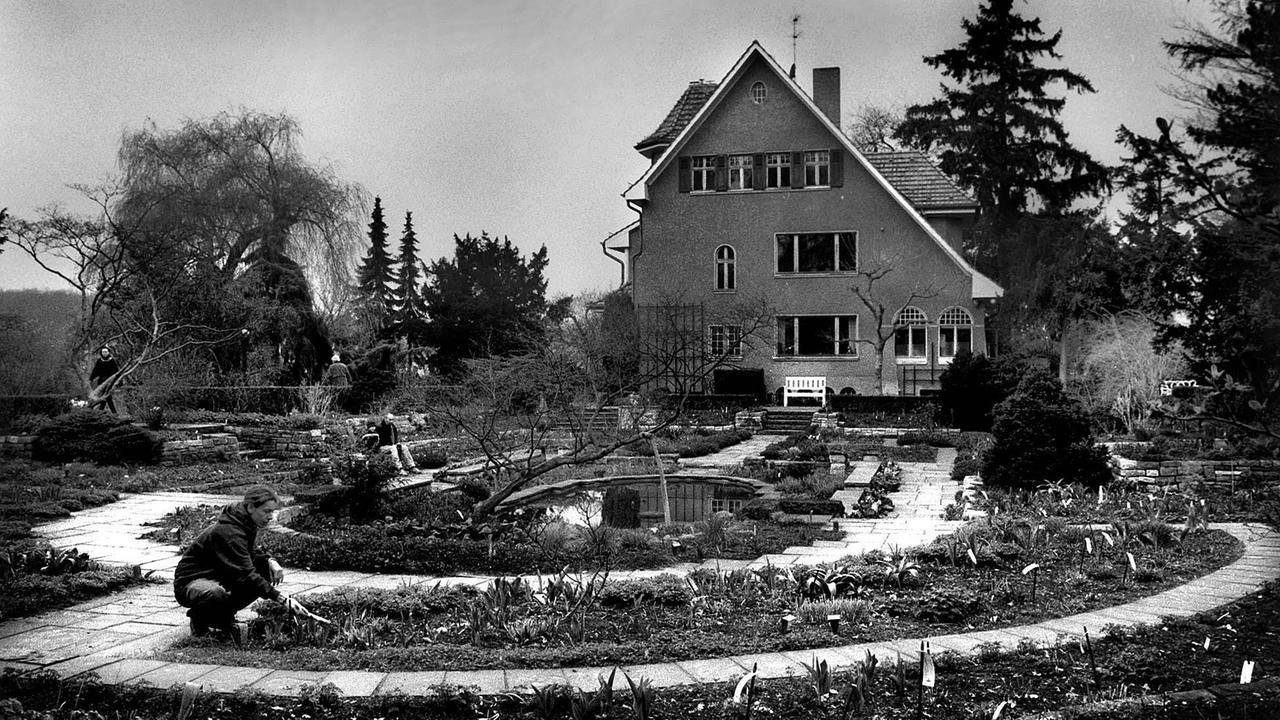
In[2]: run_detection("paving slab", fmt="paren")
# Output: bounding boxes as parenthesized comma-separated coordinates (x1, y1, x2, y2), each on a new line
(375, 670, 452, 695)
(251, 669, 330, 696)
(193, 665, 274, 693)
(130, 662, 220, 689)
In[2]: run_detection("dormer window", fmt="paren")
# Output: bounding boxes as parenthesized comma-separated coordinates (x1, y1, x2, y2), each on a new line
(750, 81, 767, 104)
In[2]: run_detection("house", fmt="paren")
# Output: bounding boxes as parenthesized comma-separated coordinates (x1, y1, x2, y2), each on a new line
(608, 42, 1002, 399)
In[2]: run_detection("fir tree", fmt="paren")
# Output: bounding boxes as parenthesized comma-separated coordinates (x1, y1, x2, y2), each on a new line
(393, 210, 426, 323)
(355, 197, 395, 320)
(895, 0, 1108, 235)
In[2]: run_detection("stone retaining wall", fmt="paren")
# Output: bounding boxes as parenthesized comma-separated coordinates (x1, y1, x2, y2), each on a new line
(0, 435, 35, 460)
(158, 433, 240, 465)
(231, 426, 331, 458)
(1109, 452, 1280, 489)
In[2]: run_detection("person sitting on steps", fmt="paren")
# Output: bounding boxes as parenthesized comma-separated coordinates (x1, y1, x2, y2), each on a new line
(173, 485, 306, 642)
(374, 413, 418, 474)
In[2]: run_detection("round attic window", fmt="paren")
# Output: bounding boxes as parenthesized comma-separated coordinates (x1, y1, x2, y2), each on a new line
(750, 81, 767, 104)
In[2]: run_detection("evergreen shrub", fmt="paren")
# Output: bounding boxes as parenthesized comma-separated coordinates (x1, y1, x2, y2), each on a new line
(32, 410, 160, 465)
(981, 372, 1111, 489)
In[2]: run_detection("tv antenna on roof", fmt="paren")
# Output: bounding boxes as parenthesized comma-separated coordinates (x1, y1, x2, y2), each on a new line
(790, 14, 800, 79)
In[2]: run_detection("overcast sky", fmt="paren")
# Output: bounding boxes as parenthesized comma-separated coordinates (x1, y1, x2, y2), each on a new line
(1, 0, 1217, 299)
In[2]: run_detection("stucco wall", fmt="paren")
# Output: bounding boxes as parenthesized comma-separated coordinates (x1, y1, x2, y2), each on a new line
(630, 57, 986, 396)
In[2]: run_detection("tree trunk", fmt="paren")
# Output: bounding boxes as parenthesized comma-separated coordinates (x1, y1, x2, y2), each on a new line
(650, 436, 672, 524)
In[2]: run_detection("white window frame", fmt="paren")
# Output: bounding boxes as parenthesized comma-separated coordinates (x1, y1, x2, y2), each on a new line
(803, 149, 831, 187)
(893, 306, 929, 363)
(938, 306, 974, 362)
(714, 244, 736, 292)
(775, 314, 858, 357)
(728, 154, 753, 191)
(750, 81, 767, 105)
(691, 155, 716, 192)
(712, 496, 748, 514)
(774, 232, 858, 275)
(710, 324, 743, 358)
(765, 152, 791, 189)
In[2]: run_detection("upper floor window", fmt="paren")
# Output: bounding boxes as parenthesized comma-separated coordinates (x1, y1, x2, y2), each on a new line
(804, 150, 831, 187)
(714, 244, 736, 291)
(775, 232, 857, 274)
(750, 82, 767, 104)
(939, 306, 973, 360)
(728, 155, 753, 191)
(766, 152, 791, 189)
(710, 324, 743, 358)
(691, 156, 716, 192)
(776, 315, 856, 356)
(893, 306, 928, 361)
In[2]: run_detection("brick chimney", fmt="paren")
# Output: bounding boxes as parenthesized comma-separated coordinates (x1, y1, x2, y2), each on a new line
(812, 67, 841, 125)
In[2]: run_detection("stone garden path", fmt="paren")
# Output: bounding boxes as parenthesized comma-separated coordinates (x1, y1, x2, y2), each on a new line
(3, 440, 1278, 698)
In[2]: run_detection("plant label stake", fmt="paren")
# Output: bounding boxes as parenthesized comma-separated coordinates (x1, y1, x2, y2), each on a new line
(827, 613, 841, 634)
(780, 614, 797, 633)
(1241, 660, 1255, 684)
(1203, 636, 1211, 651)
(1083, 627, 1100, 690)
(921, 642, 935, 688)
(916, 640, 926, 720)
(1022, 563, 1041, 603)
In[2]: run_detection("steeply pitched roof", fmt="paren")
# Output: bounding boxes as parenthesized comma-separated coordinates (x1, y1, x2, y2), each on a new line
(624, 41, 1001, 300)
(634, 81, 717, 155)
(862, 151, 977, 211)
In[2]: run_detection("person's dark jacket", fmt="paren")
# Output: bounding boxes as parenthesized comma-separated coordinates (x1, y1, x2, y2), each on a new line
(375, 418, 399, 447)
(174, 503, 280, 601)
(89, 357, 120, 388)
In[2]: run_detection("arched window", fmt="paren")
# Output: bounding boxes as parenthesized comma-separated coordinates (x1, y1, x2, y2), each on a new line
(893, 306, 928, 360)
(939, 306, 973, 360)
(715, 245, 736, 291)
(750, 81, 767, 104)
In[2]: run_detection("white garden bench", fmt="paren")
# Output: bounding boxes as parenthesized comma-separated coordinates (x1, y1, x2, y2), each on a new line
(783, 376, 827, 407)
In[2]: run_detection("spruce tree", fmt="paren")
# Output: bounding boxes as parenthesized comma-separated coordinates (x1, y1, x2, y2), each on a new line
(393, 211, 425, 323)
(895, 0, 1108, 233)
(356, 197, 395, 321)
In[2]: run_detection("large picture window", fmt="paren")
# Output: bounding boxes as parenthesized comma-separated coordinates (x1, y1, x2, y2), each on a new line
(714, 244, 736, 291)
(939, 306, 973, 360)
(776, 315, 856, 356)
(893, 306, 928, 361)
(775, 232, 857, 274)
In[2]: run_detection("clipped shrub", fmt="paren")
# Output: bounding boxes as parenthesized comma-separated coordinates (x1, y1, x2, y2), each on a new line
(598, 574, 692, 607)
(334, 452, 400, 520)
(33, 410, 160, 465)
(897, 430, 956, 447)
(982, 372, 1112, 489)
(601, 486, 641, 528)
(736, 498, 777, 521)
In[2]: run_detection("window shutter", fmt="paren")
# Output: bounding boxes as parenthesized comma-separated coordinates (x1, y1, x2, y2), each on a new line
(677, 157, 691, 193)
(830, 148, 844, 187)
(714, 154, 728, 192)
(753, 153, 765, 189)
(791, 151, 804, 189)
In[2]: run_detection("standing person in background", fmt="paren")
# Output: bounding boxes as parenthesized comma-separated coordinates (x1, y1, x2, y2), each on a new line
(88, 346, 120, 413)
(323, 352, 353, 386)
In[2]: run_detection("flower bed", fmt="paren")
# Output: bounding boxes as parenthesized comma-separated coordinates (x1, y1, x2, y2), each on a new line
(161, 520, 1239, 672)
(0, 543, 156, 619)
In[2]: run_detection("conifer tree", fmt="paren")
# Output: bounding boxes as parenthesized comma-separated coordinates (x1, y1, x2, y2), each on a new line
(895, 0, 1108, 231)
(355, 197, 394, 320)
(393, 210, 425, 323)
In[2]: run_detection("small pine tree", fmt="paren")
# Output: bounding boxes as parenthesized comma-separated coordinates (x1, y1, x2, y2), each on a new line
(356, 197, 395, 322)
(394, 211, 426, 323)
(981, 371, 1111, 489)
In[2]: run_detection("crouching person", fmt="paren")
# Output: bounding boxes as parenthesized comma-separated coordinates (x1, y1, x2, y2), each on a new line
(173, 485, 304, 641)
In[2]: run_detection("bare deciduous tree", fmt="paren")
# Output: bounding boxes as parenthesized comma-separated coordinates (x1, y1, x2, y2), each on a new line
(849, 251, 945, 394)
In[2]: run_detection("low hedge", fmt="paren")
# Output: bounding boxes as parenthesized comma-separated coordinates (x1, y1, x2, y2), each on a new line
(776, 498, 845, 516)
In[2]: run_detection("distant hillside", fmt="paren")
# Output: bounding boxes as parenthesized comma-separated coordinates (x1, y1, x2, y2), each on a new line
(0, 289, 79, 394)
